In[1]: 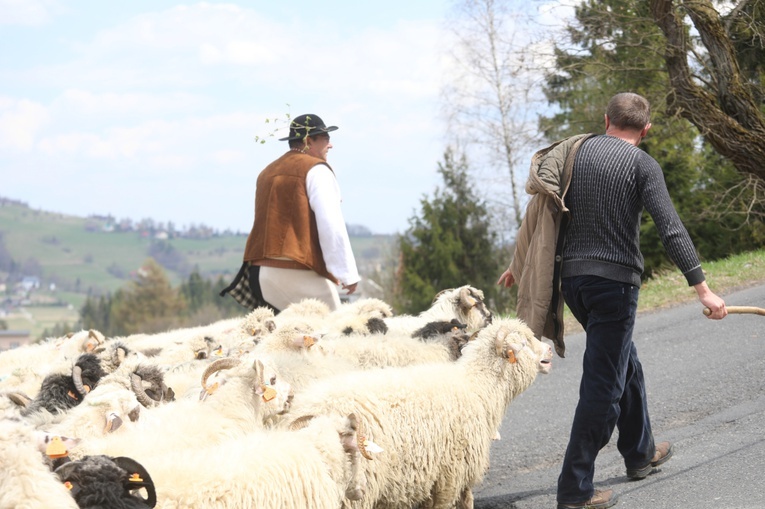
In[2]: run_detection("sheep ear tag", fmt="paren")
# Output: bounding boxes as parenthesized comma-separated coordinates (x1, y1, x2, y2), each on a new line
(63, 480, 82, 497)
(46, 436, 69, 459)
(506, 350, 517, 364)
(261, 386, 277, 402)
(303, 335, 315, 348)
(358, 435, 384, 460)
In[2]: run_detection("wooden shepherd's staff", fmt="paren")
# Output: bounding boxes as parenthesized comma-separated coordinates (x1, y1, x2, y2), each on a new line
(703, 306, 765, 316)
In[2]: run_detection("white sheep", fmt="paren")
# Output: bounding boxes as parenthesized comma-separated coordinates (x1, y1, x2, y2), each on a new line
(250, 316, 470, 392)
(281, 317, 553, 509)
(27, 382, 139, 439)
(0, 416, 80, 509)
(0, 329, 106, 397)
(383, 285, 493, 337)
(314, 324, 470, 370)
(320, 297, 394, 336)
(71, 355, 292, 461)
(139, 412, 366, 509)
(115, 317, 240, 361)
(33, 361, 173, 441)
(273, 298, 332, 327)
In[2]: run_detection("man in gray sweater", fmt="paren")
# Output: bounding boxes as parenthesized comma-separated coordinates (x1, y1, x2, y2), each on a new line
(555, 93, 727, 509)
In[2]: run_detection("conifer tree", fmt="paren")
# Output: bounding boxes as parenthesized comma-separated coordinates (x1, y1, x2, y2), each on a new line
(394, 148, 512, 315)
(541, 0, 764, 270)
(109, 258, 186, 335)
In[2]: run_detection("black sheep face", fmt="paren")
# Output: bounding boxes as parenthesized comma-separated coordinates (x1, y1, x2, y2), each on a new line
(23, 373, 82, 415)
(75, 353, 108, 390)
(22, 353, 108, 416)
(55, 455, 156, 509)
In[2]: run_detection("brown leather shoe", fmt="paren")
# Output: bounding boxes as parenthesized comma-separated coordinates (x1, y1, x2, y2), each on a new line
(557, 488, 618, 509)
(626, 441, 673, 480)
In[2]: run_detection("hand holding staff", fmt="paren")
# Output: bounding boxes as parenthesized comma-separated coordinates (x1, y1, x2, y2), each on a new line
(704, 305, 765, 316)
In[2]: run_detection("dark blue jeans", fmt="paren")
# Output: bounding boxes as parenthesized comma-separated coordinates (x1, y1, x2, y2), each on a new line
(557, 275, 655, 504)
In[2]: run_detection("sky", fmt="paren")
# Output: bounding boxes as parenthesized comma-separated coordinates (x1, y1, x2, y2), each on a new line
(1, 0, 571, 236)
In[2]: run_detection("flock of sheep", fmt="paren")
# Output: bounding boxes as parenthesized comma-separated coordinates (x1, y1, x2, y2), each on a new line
(0, 285, 554, 509)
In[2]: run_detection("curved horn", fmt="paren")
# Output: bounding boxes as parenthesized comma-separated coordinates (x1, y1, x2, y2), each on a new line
(7, 391, 32, 408)
(113, 456, 157, 509)
(86, 329, 103, 352)
(288, 414, 316, 431)
(201, 357, 242, 389)
(459, 286, 477, 309)
(131, 373, 158, 408)
(114, 346, 127, 367)
(342, 413, 366, 501)
(252, 359, 265, 387)
(356, 416, 374, 461)
(72, 366, 88, 396)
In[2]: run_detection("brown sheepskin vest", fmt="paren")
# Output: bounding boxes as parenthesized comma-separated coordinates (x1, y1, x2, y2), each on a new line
(243, 151, 337, 283)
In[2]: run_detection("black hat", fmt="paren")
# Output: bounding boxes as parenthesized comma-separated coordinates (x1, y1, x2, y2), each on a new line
(278, 113, 338, 141)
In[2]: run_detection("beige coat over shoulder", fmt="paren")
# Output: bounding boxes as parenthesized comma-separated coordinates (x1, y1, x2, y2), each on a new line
(509, 133, 595, 358)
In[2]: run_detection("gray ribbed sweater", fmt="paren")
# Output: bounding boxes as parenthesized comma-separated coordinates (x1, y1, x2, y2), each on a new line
(561, 135, 705, 287)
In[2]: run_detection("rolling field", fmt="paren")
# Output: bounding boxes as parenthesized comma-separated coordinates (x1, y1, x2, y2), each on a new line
(0, 199, 396, 339)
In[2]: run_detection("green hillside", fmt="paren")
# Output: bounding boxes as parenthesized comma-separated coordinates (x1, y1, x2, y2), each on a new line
(0, 203, 244, 293)
(0, 198, 396, 338)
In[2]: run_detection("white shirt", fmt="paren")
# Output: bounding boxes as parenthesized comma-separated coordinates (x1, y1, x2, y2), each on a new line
(305, 164, 360, 286)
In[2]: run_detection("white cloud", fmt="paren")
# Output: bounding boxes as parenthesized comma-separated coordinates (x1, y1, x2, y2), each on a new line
(52, 89, 211, 119)
(0, 98, 50, 151)
(88, 3, 287, 56)
(0, 1, 458, 234)
(0, 0, 57, 26)
(199, 40, 278, 66)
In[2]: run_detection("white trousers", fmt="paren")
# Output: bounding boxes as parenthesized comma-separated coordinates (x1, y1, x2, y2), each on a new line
(258, 266, 341, 312)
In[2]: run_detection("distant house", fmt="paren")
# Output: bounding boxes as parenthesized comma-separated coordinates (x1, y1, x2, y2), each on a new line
(18, 276, 40, 293)
(0, 330, 32, 351)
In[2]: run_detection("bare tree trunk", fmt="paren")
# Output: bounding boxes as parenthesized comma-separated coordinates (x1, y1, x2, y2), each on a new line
(650, 0, 765, 181)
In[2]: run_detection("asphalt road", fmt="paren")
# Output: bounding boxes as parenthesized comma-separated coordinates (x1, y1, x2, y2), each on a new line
(473, 283, 765, 509)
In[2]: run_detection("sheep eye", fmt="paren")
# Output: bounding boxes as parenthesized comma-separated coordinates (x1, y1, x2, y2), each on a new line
(270, 376, 277, 386)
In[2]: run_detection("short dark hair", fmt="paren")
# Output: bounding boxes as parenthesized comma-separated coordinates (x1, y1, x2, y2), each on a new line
(287, 134, 327, 150)
(606, 93, 651, 130)
(288, 138, 306, 150)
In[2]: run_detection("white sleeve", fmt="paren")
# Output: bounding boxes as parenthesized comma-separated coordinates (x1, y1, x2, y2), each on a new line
(306, 164, 360, 285)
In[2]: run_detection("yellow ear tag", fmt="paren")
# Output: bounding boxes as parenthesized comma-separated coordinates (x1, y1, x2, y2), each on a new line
(214, 347, 224, 357)
(261, 386, 277, 402)
(129, 473, 143, 482)
(303, 335, 315, 348)
(46, 436, 69, 459)
(205, 381, 220, 395)
(507, 350, 517, 364)
(83, 385, 91, 394)
(66, 390, 79, 401)
(64, 481, 73, 491)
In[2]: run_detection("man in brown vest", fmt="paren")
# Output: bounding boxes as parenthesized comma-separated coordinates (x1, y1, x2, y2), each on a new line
(221, 113, 360, 313)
